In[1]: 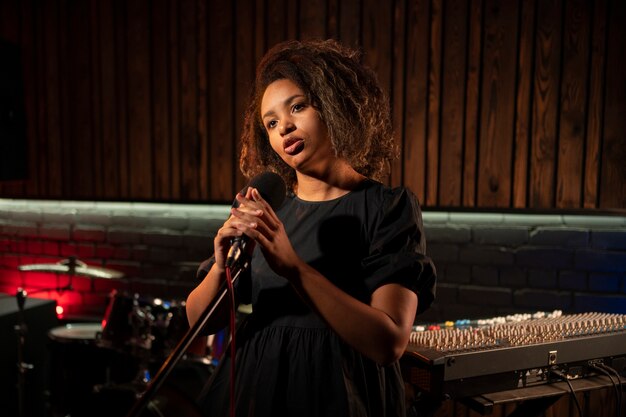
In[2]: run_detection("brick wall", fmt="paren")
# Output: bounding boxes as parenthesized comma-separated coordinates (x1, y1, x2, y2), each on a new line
(1, 199, 625, 322)
(421, 212, 626, 323)
(0, 199, 229, 319)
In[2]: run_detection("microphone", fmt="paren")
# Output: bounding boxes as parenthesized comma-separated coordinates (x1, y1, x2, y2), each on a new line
(225, 172, 286, 269)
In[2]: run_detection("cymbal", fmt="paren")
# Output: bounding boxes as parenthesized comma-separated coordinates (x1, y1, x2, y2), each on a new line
(18, 259, 124, 279)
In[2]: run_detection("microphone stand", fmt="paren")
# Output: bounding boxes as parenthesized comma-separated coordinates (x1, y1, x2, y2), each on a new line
(125, 258, 247, 417)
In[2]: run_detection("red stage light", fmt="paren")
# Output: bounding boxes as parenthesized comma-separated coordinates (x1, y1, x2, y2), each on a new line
(56, 304, 65, 319)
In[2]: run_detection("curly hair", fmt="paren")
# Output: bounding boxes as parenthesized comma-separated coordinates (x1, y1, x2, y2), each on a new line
(240, 39, 397, 191)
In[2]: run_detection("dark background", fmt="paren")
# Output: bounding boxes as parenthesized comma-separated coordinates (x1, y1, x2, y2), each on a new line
(0, 0, 624, 210)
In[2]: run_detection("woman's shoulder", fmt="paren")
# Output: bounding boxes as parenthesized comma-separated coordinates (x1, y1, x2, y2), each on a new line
(357, 179, 420, 209)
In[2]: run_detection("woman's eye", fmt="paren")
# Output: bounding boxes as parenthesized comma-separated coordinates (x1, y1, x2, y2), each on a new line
(267, 120, 277, 129)
(292, 103, 305, 112)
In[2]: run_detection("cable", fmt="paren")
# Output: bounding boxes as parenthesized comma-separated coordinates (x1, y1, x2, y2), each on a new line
(550, 369, 584, 417)
(590, 364, 620, 417)
(226, 266, 237, 417)
(598, 363, 624, 417)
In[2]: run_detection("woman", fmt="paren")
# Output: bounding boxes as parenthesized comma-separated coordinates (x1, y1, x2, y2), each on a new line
(186, 39, 436, 417)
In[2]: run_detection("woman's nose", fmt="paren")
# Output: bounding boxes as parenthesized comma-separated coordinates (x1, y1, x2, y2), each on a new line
(278, 120, 295, 135)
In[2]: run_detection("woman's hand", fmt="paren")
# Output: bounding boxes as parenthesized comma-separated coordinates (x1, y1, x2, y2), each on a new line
(229, 187, 303, 278)
(212, 188, 260, 271)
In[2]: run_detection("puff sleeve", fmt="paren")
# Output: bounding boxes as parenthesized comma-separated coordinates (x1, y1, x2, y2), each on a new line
(361, 187, 436, 315)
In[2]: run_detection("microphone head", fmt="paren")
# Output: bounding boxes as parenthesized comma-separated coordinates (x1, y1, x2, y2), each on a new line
(241, 172, 287, 210)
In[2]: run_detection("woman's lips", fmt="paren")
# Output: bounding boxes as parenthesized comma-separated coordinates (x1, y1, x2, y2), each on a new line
(283, 137, 304, 155)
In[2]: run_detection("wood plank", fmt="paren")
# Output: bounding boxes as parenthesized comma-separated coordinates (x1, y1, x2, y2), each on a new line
(556, 0, 590, 208)
(67, 0, 94, 198)
(90, 0, 103, 197)
(338, 0, 361, 48)
(390, 0, 406, 187)
(463, 0, 482, 207)
(98, 0, 120, 199)
(327, 0, 339, 39)
(44, 0, 63, 197)
(151, 0, 171, 200)
(529, 0, 562, 208)
(583, 0, 607, 209)
(477, 0, 519, 207)
(114, 0, 129, 198)
(287, 0, 298, 40)
(0, 0, 22, 200)
(208, 0, 234, 201)
(234, 0, 256, 192)
(197, 0, 208, 200)
(362, 0, 393, 185)
(255, 0, 266, 62)
(403, 0, 429, 204)
(266, 0, 288, 49)
(300, 0, 327, 40)
(600, 0, 626, 208)
(169, 0, 181, 199)
(439, 0, 467, 206)
(126, 0, 152, 199)
(27, 0, 43, 196)
(0, 0, 20, 43)
(57, 0, 71, 197)
(426, 0, 442, 206)
(512, 0, 535, 208)
(179, 0, 199, 199)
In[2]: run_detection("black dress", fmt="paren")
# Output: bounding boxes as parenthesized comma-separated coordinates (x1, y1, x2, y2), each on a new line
(197, 179, 436, 417)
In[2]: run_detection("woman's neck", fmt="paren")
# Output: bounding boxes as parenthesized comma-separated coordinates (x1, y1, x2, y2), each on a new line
(294, 163, 366, 201)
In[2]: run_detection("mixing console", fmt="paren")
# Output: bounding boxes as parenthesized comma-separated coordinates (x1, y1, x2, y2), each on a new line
(401, 311, 626, 399)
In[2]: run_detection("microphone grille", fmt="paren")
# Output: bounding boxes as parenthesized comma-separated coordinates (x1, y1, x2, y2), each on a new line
(245, 172, 287, 210)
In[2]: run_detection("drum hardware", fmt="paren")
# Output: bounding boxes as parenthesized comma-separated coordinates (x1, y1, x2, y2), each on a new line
(14, 256, 123, 417)
(13, 266, 73, 417)
(125, 261, 248, 417)
(99, 290, 190, 359)
(18, 257, 125, 279)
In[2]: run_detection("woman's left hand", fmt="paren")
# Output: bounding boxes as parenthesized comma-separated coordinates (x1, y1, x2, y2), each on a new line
(230, 187, 303, 278)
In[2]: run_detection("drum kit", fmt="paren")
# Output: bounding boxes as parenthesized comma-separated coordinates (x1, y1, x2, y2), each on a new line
(14, 257, 211, 417)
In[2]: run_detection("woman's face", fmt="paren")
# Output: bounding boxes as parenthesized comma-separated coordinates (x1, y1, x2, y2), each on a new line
(260, 78, 334, 176)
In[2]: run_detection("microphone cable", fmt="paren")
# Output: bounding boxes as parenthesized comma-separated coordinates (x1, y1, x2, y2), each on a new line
(226, 265, 237, 417)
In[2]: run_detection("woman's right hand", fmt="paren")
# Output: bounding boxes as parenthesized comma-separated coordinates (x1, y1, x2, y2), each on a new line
(212, 187, 262, 272)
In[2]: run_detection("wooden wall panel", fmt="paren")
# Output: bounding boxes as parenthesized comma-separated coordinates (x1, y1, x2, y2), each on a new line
(234, 0, 256, 192)
(512, 0, 535, 209)
(426, 0, 442, 207)
(601, 0, 626, 208)
(583, 0, 607, 209)
(114, 0, 129, 199)
(89, 0, 103, 197)
(168, 0, 181, 199)
(439, 0, 467, 206)
(462, 0, 482, 207)
(477, 0, 518, 207)
(300, 0, 327, 40)
(338, 0, 361, 48)
(179, 0, 199, 200)
(391, 0, 407, 186)
(127, 0, 152, 199)
(0, 0, 624, 210)
(208, 0, 234, 201)
(402, 0, 429, 205)
(529, 0, 562, 208)
(98, 0, 120, 199)
(556, 0, 589, 208)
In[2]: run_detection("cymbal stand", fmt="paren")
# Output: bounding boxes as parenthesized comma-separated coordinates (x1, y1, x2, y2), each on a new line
(14, 256, 76, 417)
